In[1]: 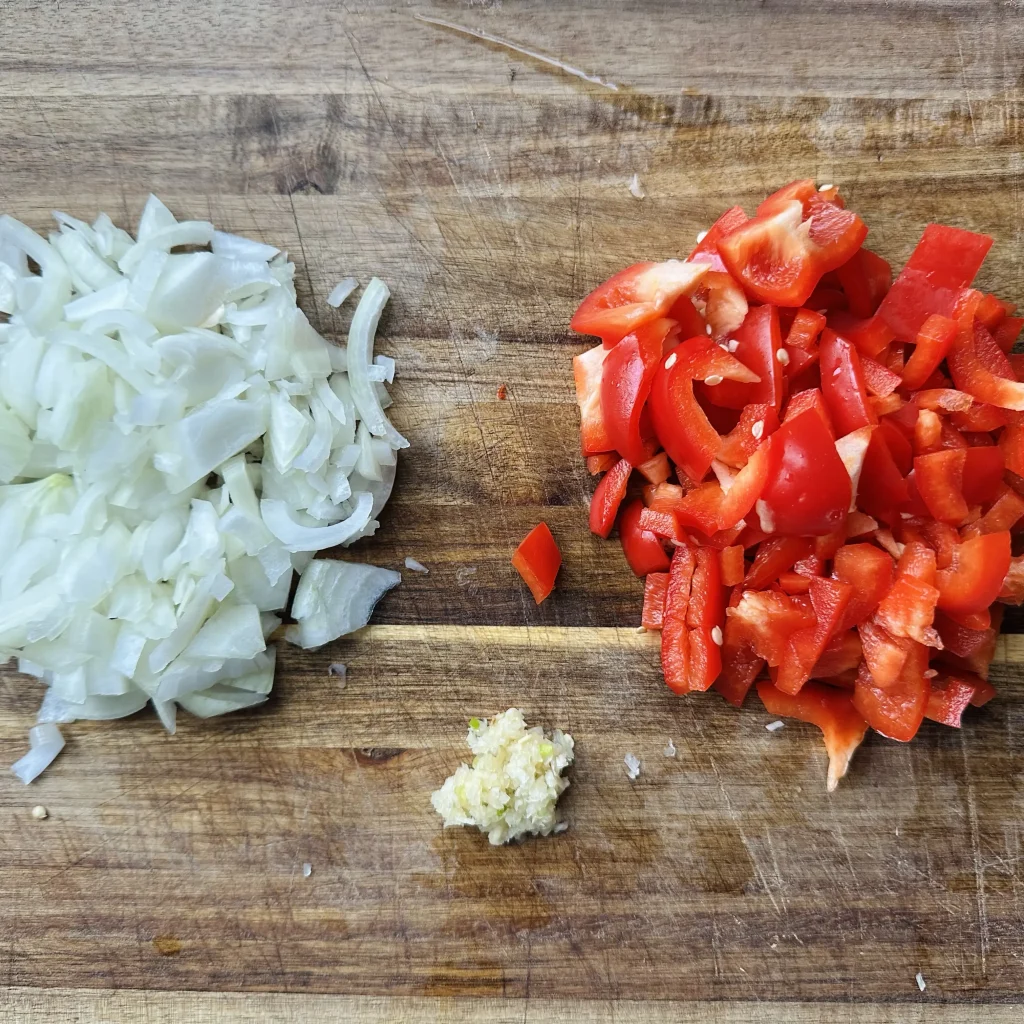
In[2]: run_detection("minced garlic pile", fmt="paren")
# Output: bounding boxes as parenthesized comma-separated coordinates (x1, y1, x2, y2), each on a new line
(431, 708, 574, 845)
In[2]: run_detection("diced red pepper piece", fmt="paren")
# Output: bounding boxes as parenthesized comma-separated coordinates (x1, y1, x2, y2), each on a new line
(993, 315, 1024, 353)
(716, 444, 772, 531)
(1000, 554, 1024, 605)
(717, 403, 779, 468)
(901, 313, 958, 391)
(573, 344, 613, 455)
(586, 452, 618, 475)
(757, 679, 869, 791)
(720, 544, 746, 587)
(853, 638, 929, 742)
(961, 446, 1004, 506)
(785, 308, 827, 350)
(833, 543, 895, 629)
(820, 329, 877, 435)
(511, 522, 562, 604)
(775, 577, 853, 695)
(1001, 419, 1024, 478)
(757, 408, 851, 536)
(963, 487, 1024, 537)
(948, 319, 1024, 411)
(877, 224, 993, 343)
(700, 304, 784, 411)
(641, 572, 669, 630)
(918, 519, 960, 570)
(726, 589, 816, 667)
(783, 388, 835, 438)
(925, 672, 991, 728)
(811, 628, 863, 679)
(934, 609, 997, 661)
(661, 545, 696, 694)
(875, 573, 941, 647)
(685, 547, 726, 692)
(619, 498, 671, 576)
(676, 482, 726, 537)
(589, 458, 632, 538)
(857, 429, 910, 524)
(860, 355, 903, 397)
(936, 606, 1002, 679)
(639, 507, 682, 543)
(829, 312, 895, 358)
(951, 402, 1008, 432)
(714, 627, 765, 709)
(691, 270, 750, 342)
(914, 450, 968, 524)
(745, 536, 813, 589)
(636, 451, 671, 485)
(571, 260, 709, 346)
(935, 530, 1012, 617)
(835, 247, 892, 318)
(778, 571, 813, 594)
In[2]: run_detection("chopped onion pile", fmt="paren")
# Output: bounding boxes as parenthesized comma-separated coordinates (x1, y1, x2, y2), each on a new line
(0, 197, 407, 779)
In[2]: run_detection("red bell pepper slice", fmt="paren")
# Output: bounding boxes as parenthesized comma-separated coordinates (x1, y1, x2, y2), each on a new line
(902, 313, 957, 391)
(835, 247, 892, 318)
(719, 193, 867, 307)
(994, 315, 1024, 353)
(936, 606, 1002, 679)
(875, 573, 941, 647)
(648, 336, 760, 481)
(757, 408, 852, 536)
(1000, 419, 1024, 478)
(717, 403, 779, 468)
(589, 457, 632, 538)
(948, 318, 1024, 411)
(745, 536, 812, 589)
(811, 628, 863, 679)
(600, 318, 675, 466)
(925, 672, 992, 728)
(661, 545, 696, 694)
(935, 530, 1012, 617)
(934, 608, 999, 661)
(976, 292, 1012, 329)
(877, 224, 993, 343)
(689, 206, 749, 273)
(757, 679, 869, 791)
(700, 304, 784, 411)
(972, 319, 1017, 377)
(573, 344, 613, 455)
(951, 401, 1008, 432)
(785, 308, 827, 350)
(820, 328, 877, 435)
(586, 452, 618, 475)
(914, 450, 968, 524)
(636, 451, 671, 485)
(641, 572, 669, 630)
(714, 627, 765, 709)
(918, 519, 960, 570)
(778, 571, 812, 594)
(716, 444, 771, 531)
(511, 522, 562, 604)
(720, 544, 746, 587)
(685, 547, 726, 692)
(692, 270, 750, 342)
(639, 507, 683, 543)
(858, 618, 913, 688)
(832, 543, 895, 629)
(571, 260, 709, 346)
(619, 498, 671, 576)
(963, 487, 1024, 537)
(859, 355, 903, 398)
(775, 577, 853, 695)
(783, 387, 835, 437)
(853, 638, 929, 742)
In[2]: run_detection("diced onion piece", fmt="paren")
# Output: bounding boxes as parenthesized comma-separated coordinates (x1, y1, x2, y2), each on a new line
(11, 723, 65, 783)
(327, 277, 359, 308)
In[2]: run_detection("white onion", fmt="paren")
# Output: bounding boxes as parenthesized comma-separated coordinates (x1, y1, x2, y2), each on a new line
(0, 199, 407, 780)
(326, 277, 359, 308)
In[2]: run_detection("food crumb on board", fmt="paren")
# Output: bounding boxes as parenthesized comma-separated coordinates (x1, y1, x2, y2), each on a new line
(625, 752, 641, 780)
(432, 709, 574, 845)
(496, 384, 508, 400)
(765, 720, 785, 733)
(302, 863, 312, 878)
(663, 739, 676, 757)
(455, 566, 478, 586)
(328, 663, 347, 687)
(404, 557, 429, 574)
(916, 972, 926, 992)
(31, 805, 48, 820)
(628, 173, 646, 199)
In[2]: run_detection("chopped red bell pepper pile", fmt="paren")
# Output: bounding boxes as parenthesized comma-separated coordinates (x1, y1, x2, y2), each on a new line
(570, 181, 1021, 790)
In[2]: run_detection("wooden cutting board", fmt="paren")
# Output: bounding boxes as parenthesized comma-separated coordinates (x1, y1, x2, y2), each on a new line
(2, 2, 1023, 1020)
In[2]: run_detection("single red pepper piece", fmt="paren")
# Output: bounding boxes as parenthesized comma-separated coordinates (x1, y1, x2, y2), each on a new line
(700, 304, 784, 411)
(661, 545, 696, 694)
(757, 408, 852, 536)
(925, 672, 992, 728)
(834, 247, 892, 318)
(877, 223, 993, 343)
(901, 313, 958, 391)
(714, 627, 765, 709)
(589, 458, 632, 538)
(719, 191, 867, 307)
(962, 487, 1024, 537)
(976, 292, 1013, 330)
(636, 451, 671, 485)
(859, 355, 903, 398)
(785, 308, 827, 350)
(993, 315, 1024, 353)
(571, 260, 709, 347)
(688, 206, 749, 273)
(725, 589, 816, 667)
(690, 270, 750, 342)
(1000, 419, 1024, 478)
(857, 429, 910, 524)
(619, 498, 671, 577)
(1000, 554, 1024, 605)
(948, 319, 1024, 410)
(828, 312, 895, 358)
(775, 577, 853, 695)
(672, 482, 725, 537)
(853, 638, 929, 742)
(918, 519, 960, 570)
(685, 547, 726, 692)
(757, 679, 870, 791)
(648, 337, 760, 481)
(832, 543, 895, 629)
(639, 507, 683, 543)
(811, 628, 863, 679)
(641, 572, 669, 630)
(951, 401, 1008, 432)
(511, 522, 562, 604)
(586, 452, 618, 475)
(935, 530, 1012, 617)
(783, 387, 835, 437)
(600, 318, 677, 466)
(573, 344, 613, 455)
(745, 536, 813, 589)
(961, 446, 1004, 506)
(720, 544, 746, 587)
(778, 571, 813, 594)
(937, 606, 1002, 679)
(820, 328, 877, 435)
(914, 450, 969, 524)
(934, 608, 999, 661)
(716, 444, 772, 531)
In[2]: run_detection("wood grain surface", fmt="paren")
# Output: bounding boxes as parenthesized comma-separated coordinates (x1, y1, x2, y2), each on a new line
(1, 1, 1023, 1020)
